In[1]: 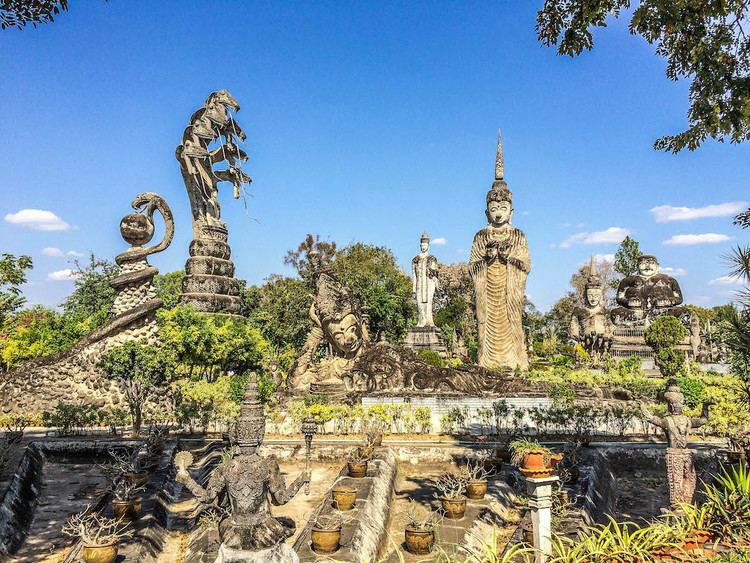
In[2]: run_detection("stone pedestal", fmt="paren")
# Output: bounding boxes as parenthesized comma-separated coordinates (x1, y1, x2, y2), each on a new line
(524, 475, 558, 563)
(404, 326, 447, 355)
(180, 224, 243, 315)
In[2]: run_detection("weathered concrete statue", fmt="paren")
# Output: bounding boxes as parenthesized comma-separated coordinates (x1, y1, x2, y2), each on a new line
(639, 384, 710, 509)
(468, 132, 530, 372)
(176, 375, 308, 562)
(412, 232, 439, 327)
(177, 90, 251, 315)
(291, 264, 369, 388)
(570, 256, 612, 357)
(610, 255, 689, 326)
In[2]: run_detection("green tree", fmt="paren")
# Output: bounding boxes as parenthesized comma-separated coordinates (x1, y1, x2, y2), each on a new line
(63, 255, 118, 328)
(332, 242, 415, 342)
(644, 316, 689, 379)
(153, 270, 184, 309)
(536, 1, 750, 152)
(99, 341, 172, 432)
(244, 275, 312, 351)
(1, 0, 69, 30)
(613, 236, 643, 279)
(0, 253, 32, 324)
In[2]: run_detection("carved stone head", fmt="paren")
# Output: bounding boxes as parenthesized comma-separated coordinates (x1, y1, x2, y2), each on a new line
(420, 232, 430, 253)
(637, 255, 659, 278)
(485, 185, 513, 227)
(664, 383, 684, 415)
(585, 287, 603, 308)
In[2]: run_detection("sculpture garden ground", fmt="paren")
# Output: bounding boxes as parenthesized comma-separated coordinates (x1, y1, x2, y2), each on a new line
(1, 92, 750, 563)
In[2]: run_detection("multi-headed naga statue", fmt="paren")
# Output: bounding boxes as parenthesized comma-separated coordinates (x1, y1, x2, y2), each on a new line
(177, 90, 251, 315)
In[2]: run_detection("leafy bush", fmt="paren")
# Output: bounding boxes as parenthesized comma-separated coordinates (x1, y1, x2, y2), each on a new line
(677, 377, 706, 408)
(644, 316, 689, 379)
(418, 349, 445, 368)
(617, 355, 643, 378)
(42, 402, 100, 435)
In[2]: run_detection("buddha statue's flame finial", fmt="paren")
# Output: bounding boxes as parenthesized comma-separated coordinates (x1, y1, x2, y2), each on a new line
(589, 255, 598, 277)
(495, 129, 504, 181)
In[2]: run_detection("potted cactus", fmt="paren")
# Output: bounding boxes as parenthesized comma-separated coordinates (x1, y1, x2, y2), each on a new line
(62, 506, 133, 563)
(347, 447, 370, 478)
(311, 513, 342, 554)
(510, 439, 561, 478)
(433, 472, 467, 519)
(463, 458, 491, 500)
(404, 500, 440, 555)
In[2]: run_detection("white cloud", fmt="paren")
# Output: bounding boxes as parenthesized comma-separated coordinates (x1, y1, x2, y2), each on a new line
(47, 268, 78, 281)
(660, 266, 686, 277)
(594, 253, 615, 264)
(709, 275, 744, 286)
(560, 227, 630, 249)
(42, 247, 64, 257)
(4, 209, 71, 231)
(663, 233, 732, 246)
(431, 237, 447, 246)
(650, 201, 748, 223)
(67, 250, 84, 257)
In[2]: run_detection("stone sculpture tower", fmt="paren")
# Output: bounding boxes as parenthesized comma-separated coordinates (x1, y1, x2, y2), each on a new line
(176, 90, 251, 315)
(468, 131, 530, 372)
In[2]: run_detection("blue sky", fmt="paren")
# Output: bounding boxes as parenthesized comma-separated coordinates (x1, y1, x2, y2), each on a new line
(1, 1, 749, 312)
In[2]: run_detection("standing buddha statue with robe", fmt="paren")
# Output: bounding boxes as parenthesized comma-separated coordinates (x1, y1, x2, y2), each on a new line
(468, 132, 530, 372)
(412, 232, 439, 327)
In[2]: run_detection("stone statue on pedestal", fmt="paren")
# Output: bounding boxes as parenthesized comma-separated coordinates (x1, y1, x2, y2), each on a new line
(570, 256, 612, 357)
(177, 90, 251, 315)
(404, 233, 446, 355)
(639, 384, 710, 509)
(468, 132, 530, 372)
(413, 232, 439, 327)
(610, 255, 690, 327)
(175, 375, 308, 562)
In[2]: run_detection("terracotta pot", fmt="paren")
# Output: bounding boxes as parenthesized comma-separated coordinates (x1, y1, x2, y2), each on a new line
(311, 527, 341, 554)
(405, 527, 434, 554)
(112, 499, 142, 521)
(332, 485, 357, 511)
(466, 479, 488, 500)
(519, 450, 560, 478)
(126, 471, 148, 487)
(348, 460, 368, 478)
(521, 451, 547, 470)
(440, 496, 466, 519)
(82, 543, 118, 563)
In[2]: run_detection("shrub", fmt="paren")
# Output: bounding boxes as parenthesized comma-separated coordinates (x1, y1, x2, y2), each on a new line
(42, 402, 100, 435)
(644, 316, 689, 379)
(418, 349, 445, 368)
(617, 355, 643, 378)
(677, 377, 706, 408)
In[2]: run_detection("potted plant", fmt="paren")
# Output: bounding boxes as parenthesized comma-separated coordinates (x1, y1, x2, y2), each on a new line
(509, 439, 561, 478)
(404, 500, 441, 555)
(347, 447, 370, 478)
(311, 513, 342, 554)
(331, 484, 357, 511)
(433, 472, 467, 519)
(107, 448, 148, 487)
(463, 458, 491, 500)
(111, 476, 144, 521)
(62, 506, 133, 563)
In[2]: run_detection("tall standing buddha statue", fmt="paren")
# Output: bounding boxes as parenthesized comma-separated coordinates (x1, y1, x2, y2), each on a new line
(468, 132, 530, 372)
(412, 232, 439, 327)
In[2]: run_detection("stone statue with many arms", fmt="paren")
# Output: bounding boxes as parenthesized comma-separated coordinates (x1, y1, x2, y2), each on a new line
(468, 132, 530, 372)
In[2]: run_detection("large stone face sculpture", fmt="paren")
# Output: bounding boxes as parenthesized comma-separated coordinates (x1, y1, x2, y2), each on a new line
(468, 133, 530, 372)
(177, 90, 251, 315)
(639, 385, 710, 509)
(570, 256, 612, 357)
(290, 266, 369, 389)
(610, 255, 690, 326)
(404, 232, 446, 355)
(176, 375, 308, 562)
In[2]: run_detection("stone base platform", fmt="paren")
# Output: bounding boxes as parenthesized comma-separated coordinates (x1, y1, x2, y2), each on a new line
(403, 326, 447, 355)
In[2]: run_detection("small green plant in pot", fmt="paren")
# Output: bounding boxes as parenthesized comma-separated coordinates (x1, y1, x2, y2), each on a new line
(62, 506, 133, 563)
(404, 499, 441, 555)
(509, 439, 560, 478)
(433, 472, 467, 519)
(311, 513, 343, 554)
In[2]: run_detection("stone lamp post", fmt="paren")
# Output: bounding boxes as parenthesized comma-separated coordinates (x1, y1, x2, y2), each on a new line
(524, 475, 558, 563)
(301, 417, 317, 495)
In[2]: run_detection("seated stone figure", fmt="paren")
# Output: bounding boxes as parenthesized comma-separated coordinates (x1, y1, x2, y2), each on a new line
(175, 375, 309, 562)
(570, 257, 612, 355)
(290, 264, 369, 389)
(610, 254, 689, 326)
